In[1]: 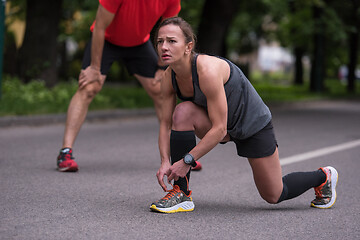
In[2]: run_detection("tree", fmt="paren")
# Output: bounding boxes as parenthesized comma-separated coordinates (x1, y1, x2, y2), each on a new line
(196, 0, 240, 56)
(17, 0, 63, 87)
(346, 0, 359, 93)
(310, 3, 325, 92)
(289, 0, 305, 85)
(309, 0, 347, 92)
(264, 0, 313, 85)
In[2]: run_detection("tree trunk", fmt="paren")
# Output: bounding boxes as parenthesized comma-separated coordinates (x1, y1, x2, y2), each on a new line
(294, 47, 304, 85)
(310, 5, 325, 92)
(17, 0, 62, 87)
(197, 0, 240, 56)
(347, 0, 359, 93)
(289, 0, 304, 85)
(4, 31, 17, 75)
(348, 31, 358, 93)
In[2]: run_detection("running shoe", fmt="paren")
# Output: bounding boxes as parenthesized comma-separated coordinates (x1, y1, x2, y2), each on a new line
(57, 148, 79, 172)
(311, 166, 338, 209)
(150, 185, 195, 213)
(192, 161, 202, 171)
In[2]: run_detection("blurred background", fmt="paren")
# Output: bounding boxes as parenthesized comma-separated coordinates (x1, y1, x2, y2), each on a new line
(0, 0, 359, 116)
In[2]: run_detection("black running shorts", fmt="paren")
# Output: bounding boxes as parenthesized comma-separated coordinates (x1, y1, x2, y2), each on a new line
(81, 38, 159, 78)
(228, 120, 278, 158)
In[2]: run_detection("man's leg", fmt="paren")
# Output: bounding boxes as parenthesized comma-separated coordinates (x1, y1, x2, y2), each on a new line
(134, 71, 162, 119)
(62, 76, 105, 148)
(57, 75, 105, 172)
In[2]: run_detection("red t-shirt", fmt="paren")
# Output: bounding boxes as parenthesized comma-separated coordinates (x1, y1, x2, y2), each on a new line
(90, 0, 181, 47)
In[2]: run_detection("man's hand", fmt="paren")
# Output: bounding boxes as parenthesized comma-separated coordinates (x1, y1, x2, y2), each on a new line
(79, 66, 102, 89)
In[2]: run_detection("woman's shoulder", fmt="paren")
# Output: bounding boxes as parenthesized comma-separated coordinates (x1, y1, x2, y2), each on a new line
(196, 54, 229, 77)
(196, 54, 217, 64)
(197, 54, 229, 67)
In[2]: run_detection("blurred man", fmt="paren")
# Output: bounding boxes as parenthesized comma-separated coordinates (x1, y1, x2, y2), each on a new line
(57, 0, 181, 172)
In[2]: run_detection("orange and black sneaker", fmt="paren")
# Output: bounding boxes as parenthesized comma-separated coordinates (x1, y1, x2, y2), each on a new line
(311, 166, 338, 209)
(57, 148, 79, 172)
(150, 185, 194, 213)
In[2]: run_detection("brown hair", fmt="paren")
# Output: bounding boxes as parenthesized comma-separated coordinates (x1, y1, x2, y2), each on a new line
(155, 17, 197, 55)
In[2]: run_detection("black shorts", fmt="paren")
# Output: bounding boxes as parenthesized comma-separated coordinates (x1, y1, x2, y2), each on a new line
(82, 38, 159, 78)
(228, 121, 278, 158)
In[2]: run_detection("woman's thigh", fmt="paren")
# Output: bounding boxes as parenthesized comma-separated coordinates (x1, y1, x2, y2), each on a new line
(247, 147, 283, 203)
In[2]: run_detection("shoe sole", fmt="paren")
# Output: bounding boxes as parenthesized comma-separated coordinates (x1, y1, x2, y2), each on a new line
(57, 166, 79, 172)
(311, 166, 338, 209)
(150, 201, 195, 213)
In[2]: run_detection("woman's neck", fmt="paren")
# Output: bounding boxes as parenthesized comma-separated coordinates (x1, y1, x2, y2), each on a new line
(170, 56, 193, 80)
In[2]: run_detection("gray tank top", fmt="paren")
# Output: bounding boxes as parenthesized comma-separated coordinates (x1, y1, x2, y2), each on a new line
(171, 54, 271, 139)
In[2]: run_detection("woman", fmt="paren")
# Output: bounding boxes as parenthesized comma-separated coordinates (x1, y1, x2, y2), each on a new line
(150, 17, 338, 213)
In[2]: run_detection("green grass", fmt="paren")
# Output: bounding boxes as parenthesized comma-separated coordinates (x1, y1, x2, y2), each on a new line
(0, 74, 359, 116)
(250, 71, 360, 103)
(0, 77, 152, 116)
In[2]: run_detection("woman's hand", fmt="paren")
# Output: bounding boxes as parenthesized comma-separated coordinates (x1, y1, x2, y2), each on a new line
(156, 160, 172, 192)
(167, 160, 191, 183)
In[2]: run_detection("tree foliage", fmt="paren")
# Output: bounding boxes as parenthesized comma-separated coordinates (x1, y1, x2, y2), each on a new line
(3, 0, 359, 93)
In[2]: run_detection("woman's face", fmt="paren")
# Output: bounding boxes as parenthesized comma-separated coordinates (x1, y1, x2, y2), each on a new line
(157, 24, 192, 65)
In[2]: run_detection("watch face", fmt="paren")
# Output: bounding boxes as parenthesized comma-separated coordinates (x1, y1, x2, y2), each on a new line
(184, 154, 192, 164)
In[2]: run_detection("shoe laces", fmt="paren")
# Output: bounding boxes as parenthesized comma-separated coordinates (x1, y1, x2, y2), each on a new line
(314, 167, 329, 198)
(162, 185, 181, 200)
(59, 150, 74, 161)
(314, 187, 323, 198)
(161, 174, 192, 200)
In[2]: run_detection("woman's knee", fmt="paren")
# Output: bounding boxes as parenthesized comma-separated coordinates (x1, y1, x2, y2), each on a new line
(172, 102, 197, 129)
(260, 192, 282, 204)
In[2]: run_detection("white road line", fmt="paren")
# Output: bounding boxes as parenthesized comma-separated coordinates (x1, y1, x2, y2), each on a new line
(280, 139, 360, 166)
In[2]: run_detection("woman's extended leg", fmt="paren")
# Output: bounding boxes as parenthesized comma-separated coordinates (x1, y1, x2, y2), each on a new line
(248, 147, 332, 206)
(248, 148, 284, 204)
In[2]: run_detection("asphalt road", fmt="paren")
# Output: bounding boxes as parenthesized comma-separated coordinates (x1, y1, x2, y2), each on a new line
(1, 100, 360, 240)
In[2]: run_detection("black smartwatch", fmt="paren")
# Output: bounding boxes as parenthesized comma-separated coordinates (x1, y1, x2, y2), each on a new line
(183, 153, 197, 167)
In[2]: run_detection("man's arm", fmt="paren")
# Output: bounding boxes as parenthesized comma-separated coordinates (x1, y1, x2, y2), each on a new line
(90, 5, 114, 70)
(79, 4, 114, 89)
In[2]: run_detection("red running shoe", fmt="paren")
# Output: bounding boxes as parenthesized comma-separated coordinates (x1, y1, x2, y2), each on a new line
(57, 148, 79, 172)
(192, 161, 202, 171)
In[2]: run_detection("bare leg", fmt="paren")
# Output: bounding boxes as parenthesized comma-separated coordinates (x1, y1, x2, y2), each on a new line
(62, 75, 106, 148)
(134, 70, 164, 120)
(248, 147, 283, 204)
(171, 101, 230, 142)
(172, 102, 210, 131)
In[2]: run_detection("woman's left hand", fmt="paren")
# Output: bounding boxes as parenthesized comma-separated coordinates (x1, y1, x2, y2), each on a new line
(167, 160, 191, 182)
